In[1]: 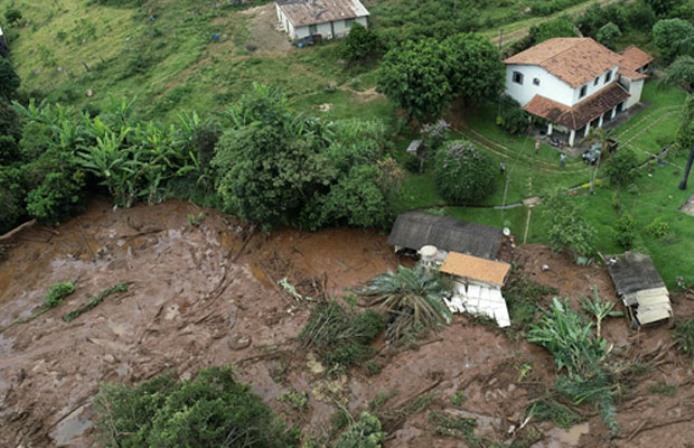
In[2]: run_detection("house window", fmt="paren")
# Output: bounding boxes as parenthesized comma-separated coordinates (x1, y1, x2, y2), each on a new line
(594, 77, 600, 86)
(533, 78, 540, 86)
(309, 24, 318, 35)
(345, 18, 355, 28)
(579, 85, 587, 98)
(605, 70, 612, 83)
(512, 71, 524, 85)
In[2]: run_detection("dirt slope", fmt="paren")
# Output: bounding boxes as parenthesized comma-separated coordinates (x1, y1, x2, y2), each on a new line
(1, 199, 693, 447)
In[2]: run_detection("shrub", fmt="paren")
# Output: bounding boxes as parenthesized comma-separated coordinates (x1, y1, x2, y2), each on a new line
(596, 22, 622, 50)
(543, 192, 597, 257)
(43, 282, 76, 309)
(0, 59, 20, 100)
(434, 140, 496, 204)
(0, 166, 25, 233)
(673, 319, 694, 358)
(4, 8, 22, 24)
(94, 366, 299, 448)
(644, 216, 670, 237)
(334, 412, 386, 448)
(496, 94, 529, 135)
(339, 23, 386, 65)
(653, 19, 694, 64)
(300, 300, 384, 371)
(614, 213, 636, 249)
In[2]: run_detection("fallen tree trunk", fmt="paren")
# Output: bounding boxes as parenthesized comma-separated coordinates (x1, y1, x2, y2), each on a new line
(0, 219, 36, 242)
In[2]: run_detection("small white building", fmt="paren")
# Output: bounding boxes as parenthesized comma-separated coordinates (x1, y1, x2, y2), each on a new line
(503, 38, 653, 146)
(275, 0, 369, 41)
(439, 252, 512, 328)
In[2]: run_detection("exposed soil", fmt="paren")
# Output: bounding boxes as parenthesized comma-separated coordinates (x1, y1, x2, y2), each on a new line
(1, 199, 693, 447)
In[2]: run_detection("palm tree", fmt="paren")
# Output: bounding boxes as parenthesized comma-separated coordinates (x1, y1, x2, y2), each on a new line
(359, 265, 451, 342)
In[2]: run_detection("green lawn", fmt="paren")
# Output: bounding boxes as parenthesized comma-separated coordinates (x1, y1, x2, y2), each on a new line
(437, 82, 690, 288)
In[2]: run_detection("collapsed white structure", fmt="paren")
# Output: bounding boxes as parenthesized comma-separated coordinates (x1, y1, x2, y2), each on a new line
(438, 251, 512, 328)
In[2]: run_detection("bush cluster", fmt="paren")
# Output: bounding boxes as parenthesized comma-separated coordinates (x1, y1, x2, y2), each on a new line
(434, 139, 497, 204)
(94, 366, 299, 447)
(300, 300, 385, 371)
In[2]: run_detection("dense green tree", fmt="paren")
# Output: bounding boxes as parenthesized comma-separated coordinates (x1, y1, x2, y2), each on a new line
(302, 164, 390, 230)
(443, 33, 504, 105)
(662, 56, 694, 93)
(339, 23, 386, 65)
(543, 192, 597, 257)
(625, 1, 657, 30)
(94, 366, 298, 448)
(644, 0, 686, 17)
(529, 18, 577, 44)
(0, 166, 25, 234)
(576, 3, 627, 37)
(596, 22, 622, 50)
(0, 100, 22, 161)
(604, 148, 639, 187)
(653, 19, 694, 64)
(496, 94, 529, 135)
(0, 59, 20, 100)
(434, 139, 497, 204)
(23, 149, 86, 222)
(377, 38, 454, 122)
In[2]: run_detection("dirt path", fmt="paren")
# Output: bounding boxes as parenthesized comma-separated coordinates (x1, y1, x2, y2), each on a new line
(1, 200, 693, 447)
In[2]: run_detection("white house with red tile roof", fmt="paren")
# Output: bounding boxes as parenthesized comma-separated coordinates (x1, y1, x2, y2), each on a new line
(275, 0, 369, 41)
(504, 38, 652, 146)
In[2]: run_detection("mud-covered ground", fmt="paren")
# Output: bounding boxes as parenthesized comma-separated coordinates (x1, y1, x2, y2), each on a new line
(1, 199, 693, 447)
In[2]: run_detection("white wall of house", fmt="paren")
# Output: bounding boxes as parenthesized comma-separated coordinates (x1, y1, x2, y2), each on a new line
(506, 64, 620, 108)
(292, 17, 367, 40)
(570, 66, 618, 105)
(623, 77, 644, 109)
(276, 4, 367, 40)
(505, 64, 574, 107)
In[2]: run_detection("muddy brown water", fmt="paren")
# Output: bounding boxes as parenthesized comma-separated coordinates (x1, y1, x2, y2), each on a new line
(1, 199, 693, 447)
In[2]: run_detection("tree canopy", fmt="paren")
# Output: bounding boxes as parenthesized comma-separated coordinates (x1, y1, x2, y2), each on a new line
(213, 84, 397, 230)
(94, 366, 298, 448)
(377, 38, 454, 122)
(434, 139, 497, 204)
(662, 55, 694, 93)
(0, 59, 20, 100)
(377, 33, 502, 122)
(442, 33, 504, 105)
(339, 23, 386, 65)
(653, 18, 694, 63)
(543, 192, 597, 257)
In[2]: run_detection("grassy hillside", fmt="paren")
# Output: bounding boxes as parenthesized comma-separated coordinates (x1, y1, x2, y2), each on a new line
(1, 0, 392, 122)
(0, 0, 606, 123)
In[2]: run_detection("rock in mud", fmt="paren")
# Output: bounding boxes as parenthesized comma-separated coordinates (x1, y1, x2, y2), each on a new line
(227, 335, 251, 350)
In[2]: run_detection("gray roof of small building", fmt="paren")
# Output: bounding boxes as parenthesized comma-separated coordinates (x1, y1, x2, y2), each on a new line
(276, 0, 369, 27)
(387, 212, 503, 260)
(606, 252, 666, 297)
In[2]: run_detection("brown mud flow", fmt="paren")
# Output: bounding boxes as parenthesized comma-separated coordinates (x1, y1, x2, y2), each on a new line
(1, 198, 694, 447)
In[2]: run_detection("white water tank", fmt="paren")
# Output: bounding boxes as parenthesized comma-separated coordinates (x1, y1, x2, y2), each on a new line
(420, 245, 438, 269)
